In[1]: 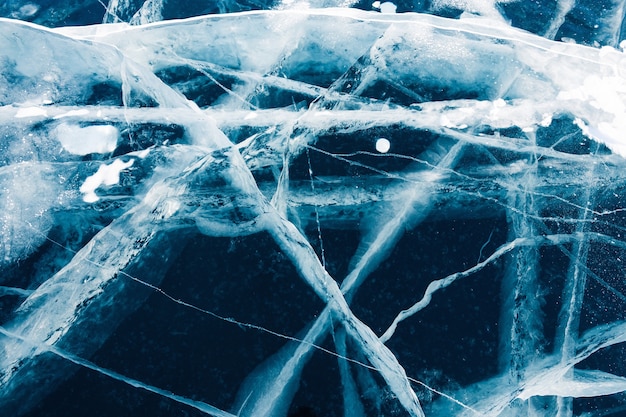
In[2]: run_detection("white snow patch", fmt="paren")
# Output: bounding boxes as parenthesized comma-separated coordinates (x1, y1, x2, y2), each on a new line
(15, 107, 47, 118)
(540, 113, 553, 127)
(379, 2, 397, 13)
(55, 124, 119, 155)
(80, 159, 134, 203)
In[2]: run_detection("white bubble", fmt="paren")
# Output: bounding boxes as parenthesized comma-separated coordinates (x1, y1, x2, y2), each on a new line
(375, 138, 391, 153)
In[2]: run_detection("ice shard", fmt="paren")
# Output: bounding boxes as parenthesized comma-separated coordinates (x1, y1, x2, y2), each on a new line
(1, 1, 626, 416)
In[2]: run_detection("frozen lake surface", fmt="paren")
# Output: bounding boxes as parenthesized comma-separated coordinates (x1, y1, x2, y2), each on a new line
(1, 1, 626, 416)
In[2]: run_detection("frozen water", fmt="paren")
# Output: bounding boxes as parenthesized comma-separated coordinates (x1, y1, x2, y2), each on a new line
(1, 1, 626, 416)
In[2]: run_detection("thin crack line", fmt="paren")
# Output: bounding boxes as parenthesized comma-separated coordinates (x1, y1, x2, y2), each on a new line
(23, 222, 477, 413)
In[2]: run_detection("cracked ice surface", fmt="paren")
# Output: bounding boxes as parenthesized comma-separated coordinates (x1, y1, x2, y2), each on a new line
(2, 2, 626, 417)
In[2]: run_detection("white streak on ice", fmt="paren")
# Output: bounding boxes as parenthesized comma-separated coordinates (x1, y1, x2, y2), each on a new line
(53, 109, 90, 119)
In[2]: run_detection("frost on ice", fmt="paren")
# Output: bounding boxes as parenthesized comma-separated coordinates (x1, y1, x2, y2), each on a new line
(1, 1, 626, 416)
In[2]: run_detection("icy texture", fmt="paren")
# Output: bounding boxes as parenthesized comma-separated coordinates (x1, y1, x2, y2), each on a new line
(1, 2, 626, 417)
(2, 0, 626, 48)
